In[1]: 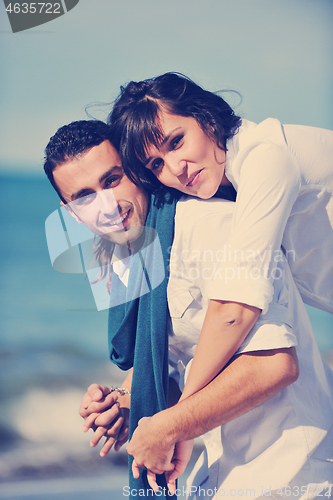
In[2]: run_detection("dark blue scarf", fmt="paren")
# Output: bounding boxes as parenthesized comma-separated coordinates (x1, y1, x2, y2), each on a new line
(108, 189, 180, 498)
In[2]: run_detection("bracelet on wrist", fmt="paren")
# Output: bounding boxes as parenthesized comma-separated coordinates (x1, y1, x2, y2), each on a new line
(110, 386, 131, 396)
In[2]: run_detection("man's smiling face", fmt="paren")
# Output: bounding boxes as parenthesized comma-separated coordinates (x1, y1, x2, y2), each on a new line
(53, 140, 149, 246)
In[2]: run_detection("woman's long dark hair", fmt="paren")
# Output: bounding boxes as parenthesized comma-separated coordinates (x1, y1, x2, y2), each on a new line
(108, 72, 241, 191)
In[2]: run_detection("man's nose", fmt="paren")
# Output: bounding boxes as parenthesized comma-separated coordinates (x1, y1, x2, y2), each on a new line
(96, 189, 118, 215)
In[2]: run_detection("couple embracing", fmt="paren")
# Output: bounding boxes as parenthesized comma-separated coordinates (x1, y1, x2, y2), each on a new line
(44, 73, 333, 500)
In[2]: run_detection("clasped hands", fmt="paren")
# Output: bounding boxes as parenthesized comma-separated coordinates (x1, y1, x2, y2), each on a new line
(79, 384, 193, 493)
(79, 383, 130, 456)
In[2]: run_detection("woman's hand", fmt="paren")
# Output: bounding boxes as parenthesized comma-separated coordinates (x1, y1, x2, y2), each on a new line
(165, 439, 194, 493)
(79, 383, 129, 456)
(135, 439, 194, 493)
(94, 406, 130, 455)
(128, 416, 175, 477)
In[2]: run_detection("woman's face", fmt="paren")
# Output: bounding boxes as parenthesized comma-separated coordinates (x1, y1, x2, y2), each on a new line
(143, 109, 231, 198)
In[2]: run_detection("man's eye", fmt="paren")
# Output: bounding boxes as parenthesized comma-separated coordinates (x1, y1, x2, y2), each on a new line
(76, 193, 96, 206)
(151, 158, 164, 171)
(170, 135, 183, 150)
(105, 176, 121, 188)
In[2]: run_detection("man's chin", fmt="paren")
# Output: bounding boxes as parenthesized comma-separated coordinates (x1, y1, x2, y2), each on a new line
(101, 225, 144, 247)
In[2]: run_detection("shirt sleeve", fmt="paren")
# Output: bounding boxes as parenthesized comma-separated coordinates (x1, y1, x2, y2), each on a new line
(236, 303, 297, 354)
(208, 141, 301, 314)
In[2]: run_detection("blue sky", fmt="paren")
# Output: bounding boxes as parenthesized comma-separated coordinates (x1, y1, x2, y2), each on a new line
(0, 0, 332, 171)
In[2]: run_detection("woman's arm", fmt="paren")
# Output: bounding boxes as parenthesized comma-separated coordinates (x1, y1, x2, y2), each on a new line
(162, 298, 260, 491)
(180, 299, 261, 401)
(210, 142, 301, 314)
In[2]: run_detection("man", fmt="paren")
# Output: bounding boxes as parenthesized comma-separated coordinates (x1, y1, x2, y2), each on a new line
(44, 120, 149, 246)
(44, 120, 332, 499)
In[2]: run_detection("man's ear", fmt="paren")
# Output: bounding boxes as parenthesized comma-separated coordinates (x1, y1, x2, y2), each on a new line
(60, 201, 84, 224)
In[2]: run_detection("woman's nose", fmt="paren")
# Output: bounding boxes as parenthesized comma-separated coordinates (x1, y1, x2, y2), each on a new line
(166, 157, 187, 177)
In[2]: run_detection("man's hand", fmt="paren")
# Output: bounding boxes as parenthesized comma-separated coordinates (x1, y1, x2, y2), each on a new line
(95, 406, 130, 454)
(79, 384, 119, 430)
(79, 383, 129, 456)
(127, 415, 175, 477)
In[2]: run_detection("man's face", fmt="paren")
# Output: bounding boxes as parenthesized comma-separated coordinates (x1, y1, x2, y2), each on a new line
(53, 140, 149, 246)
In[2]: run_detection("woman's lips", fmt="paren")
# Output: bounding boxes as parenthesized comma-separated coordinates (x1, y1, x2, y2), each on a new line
(186, 169, 202, 187)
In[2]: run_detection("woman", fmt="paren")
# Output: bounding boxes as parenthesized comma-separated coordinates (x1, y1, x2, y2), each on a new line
(108, 72, 333, 318)
(106, 74, 333, 442)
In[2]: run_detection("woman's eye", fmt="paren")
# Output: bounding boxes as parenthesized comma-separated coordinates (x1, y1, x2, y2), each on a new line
(170, 135, 183, 150)
(151, 158, 164, 171)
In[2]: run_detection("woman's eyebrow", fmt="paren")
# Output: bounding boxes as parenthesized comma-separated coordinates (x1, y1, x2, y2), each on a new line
(143, 127, 182, 166)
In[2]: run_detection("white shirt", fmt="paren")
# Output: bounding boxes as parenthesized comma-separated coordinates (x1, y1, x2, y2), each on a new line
(168, 197, 333, 499)
(209, 119, 333, 315)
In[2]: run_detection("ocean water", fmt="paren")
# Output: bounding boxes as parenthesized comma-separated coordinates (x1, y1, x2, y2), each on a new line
(0, 172, 332, 499)
(0, 172, 129, 498)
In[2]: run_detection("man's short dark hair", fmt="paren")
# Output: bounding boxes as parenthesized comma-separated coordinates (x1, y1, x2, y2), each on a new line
(44, 120, 112, 202)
